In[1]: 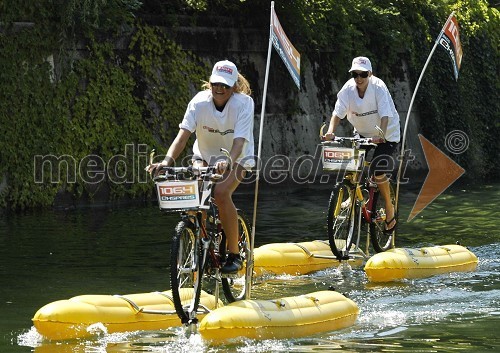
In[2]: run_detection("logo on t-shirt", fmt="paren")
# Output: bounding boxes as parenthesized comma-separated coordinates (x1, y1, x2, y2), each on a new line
(203, 125, 234, 135)
(354, 110, 378, 117)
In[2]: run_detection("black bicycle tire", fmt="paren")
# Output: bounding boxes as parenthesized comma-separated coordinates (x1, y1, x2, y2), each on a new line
(327, 183, 356, 259)
(369, 184, 397, 252)
(221, 209, 251, 302)
(170, 220, 203, 324)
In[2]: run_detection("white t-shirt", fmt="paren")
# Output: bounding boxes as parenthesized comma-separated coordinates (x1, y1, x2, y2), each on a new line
(333, 76, 400, 142)
(179, 90, 255, 169)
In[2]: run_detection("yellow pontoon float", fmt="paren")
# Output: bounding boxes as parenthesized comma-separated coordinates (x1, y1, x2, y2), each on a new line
(253, 240, 363, 276)
(364, 244, 478, 282)
(33, 289, 221, 340)
(199, 290, 359, 342)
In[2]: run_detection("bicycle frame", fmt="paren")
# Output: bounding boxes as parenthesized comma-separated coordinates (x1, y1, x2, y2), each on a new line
(337, 144, 379, 224)
(193, 206, 225, 274)
(340, 165, 379, 259)
(169, 175, 227, 304)
(351, 177, 379, 258)
(153, 164, 252, 325)
(355, 177, 378, 224)
(322, 133, 395, 260)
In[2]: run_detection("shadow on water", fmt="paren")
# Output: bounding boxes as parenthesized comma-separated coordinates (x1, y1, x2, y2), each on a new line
(1, 181, 499, 352)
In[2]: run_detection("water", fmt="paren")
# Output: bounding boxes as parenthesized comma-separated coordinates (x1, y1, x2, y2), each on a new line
(1, 182, 498, 352)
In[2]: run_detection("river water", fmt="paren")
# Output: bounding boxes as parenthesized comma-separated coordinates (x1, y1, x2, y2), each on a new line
(1, 182, 498, 352)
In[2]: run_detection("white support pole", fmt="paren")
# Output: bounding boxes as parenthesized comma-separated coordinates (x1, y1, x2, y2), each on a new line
(245, 1, 274, 299)
(394, 11, 454, 234)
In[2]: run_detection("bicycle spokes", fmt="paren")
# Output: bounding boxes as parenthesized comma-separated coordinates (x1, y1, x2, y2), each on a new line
(370, 186, 396, 253)
(327, 184, 356, 259)
(170, 221, 203, 324)
(221, 210, 251, 302)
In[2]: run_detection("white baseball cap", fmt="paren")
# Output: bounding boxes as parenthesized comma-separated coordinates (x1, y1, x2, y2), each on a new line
(210, 60, 238, 87)
(349, 56, 372, 72)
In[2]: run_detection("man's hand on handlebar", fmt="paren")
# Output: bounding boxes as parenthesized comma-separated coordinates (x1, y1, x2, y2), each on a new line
(215, 160, 230, 175)
(370, 137, 386, 144)
(322, 132, 335, 141)
(215, 148, 233, 175)
(319, 123, 335, 141)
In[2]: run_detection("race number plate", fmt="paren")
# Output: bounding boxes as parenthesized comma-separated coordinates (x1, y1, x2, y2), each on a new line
(322, 147, 361, 171)
(156, 180, 199, 210)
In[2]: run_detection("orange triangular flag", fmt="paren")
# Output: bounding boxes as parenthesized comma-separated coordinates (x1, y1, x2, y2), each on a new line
(408, 134, 465, 221)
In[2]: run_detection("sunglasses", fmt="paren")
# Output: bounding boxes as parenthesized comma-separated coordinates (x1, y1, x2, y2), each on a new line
(351, 71, 369, 79)
(211, 82, 231, 89)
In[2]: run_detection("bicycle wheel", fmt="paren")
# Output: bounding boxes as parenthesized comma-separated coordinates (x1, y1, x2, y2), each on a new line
(222, 209, 251, 302)
(170, 220, 203, 324)
(369, 183, 396, 252)
(327, 183, 357, 259)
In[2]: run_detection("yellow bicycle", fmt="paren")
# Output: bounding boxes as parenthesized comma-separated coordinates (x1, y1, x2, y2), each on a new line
(320, 129, 397, 260)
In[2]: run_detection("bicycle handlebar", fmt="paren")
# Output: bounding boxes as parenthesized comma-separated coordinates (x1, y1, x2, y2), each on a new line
(321, 136, 376, 147)
(319, 122, 381, 147)
(149, 147, 231, 182)
(152, 165, 223, 182)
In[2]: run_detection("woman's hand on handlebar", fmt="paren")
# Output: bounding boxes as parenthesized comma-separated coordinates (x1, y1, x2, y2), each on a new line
(146, 160, 167, 175)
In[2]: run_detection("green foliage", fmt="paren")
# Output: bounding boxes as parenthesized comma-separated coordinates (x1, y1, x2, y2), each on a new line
(0, 15, 62, 209)
(57, 0, 142, 75)
(61, 39, 156, 200)
(60, 0, 142, 34)
(415, 0, 499, 179)
(128, 23, 207, 151)
(0, 4, 207, 210)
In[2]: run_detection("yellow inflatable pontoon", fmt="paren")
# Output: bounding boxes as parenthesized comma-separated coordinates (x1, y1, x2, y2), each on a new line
(253, 240, 363, 276)
(199, 290, 359, 342)
(33, 289, 221, 340)
(364, 244, 478, 282)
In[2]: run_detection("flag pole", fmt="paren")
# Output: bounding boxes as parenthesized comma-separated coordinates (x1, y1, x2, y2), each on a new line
(394, 11, 454, 237)
(245, 1, 274, 299)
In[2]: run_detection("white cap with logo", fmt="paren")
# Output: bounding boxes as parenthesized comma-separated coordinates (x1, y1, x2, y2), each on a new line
(349, 56, 372, 72)
(210, 60, 238, 87)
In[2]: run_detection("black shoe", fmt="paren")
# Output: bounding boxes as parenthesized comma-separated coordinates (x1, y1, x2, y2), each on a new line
(221, 253, 243, 274)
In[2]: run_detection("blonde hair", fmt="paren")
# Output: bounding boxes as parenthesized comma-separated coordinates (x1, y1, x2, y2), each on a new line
(202, 73, 252, 96)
